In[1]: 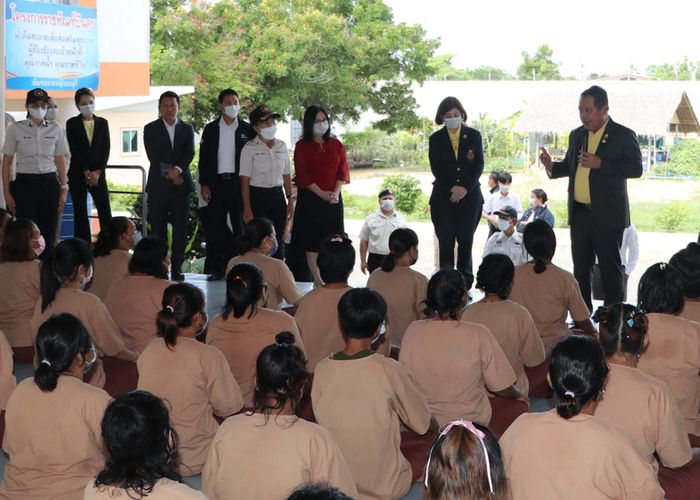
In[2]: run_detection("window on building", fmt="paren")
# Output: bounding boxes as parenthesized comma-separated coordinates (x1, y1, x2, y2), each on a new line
(121, 129, 139, 154)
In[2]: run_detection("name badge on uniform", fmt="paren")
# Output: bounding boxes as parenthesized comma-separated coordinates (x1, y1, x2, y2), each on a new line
(466, 149, 475, 161)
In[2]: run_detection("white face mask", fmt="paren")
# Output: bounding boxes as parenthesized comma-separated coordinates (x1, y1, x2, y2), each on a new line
(499, 184, 509, 194)
(444, 116, 462, 129)
(223, 104, 240, 119)
(45, 108, 58, 121)
(259, 125, 277, 140)
(79, 103, 95, 117)
(80, 265, 94, 290)
(497, 219, 512, 232)
(313, 121, 329, 136)
(380, 199, 395, 211)
(529, 198, 537, 207)
(28, 106, 47, 120)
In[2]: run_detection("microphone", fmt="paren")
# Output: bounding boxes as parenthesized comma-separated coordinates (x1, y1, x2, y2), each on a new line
(581, 130, 588, 154)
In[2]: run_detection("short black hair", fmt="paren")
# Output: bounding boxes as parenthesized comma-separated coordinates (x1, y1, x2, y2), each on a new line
(378, 189, 394, 199)
(287, 483, 353, 500)
(158, 90, 180, 106)
(475, 254, 514, 300)
(424, 269, 466, 320)
(301, 105, 330, 142)
(317, 235, 355, 284)
(531, 188, 548, 203)
(128, 237, 169, 279)
(637, 262, 685, 315)
(237, 217, 274, 255)
(497, 171, 512, 184)
(1, 217, 36, 262)
(669, 243, 700, 298)
(338, 288, 386, 339)
(93, 216, 132, 257)
(218, 88, 239, 103)
(523, 220, 556, 274)
(580, 85, 608, 109)
(550, 335, 608, 419)
(41, 238, 93, 312)
(74, 87, 94, 106)
(435, 96, 467, 125)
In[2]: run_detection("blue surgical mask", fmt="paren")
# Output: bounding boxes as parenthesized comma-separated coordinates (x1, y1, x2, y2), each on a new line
(497, 220, 511, 231)
(268, 237, 279, 256)
(45, 108, 58, 121)
(529, 198, 536, 207)
(444, 116, 462, 129)
(313, 121, 329, 136)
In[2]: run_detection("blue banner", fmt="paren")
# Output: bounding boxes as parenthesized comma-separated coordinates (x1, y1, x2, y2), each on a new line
(5, 0, 99, 91)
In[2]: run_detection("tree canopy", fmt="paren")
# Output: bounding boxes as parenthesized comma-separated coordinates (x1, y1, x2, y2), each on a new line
(150, 0, 439, 132)
(517, 44, 562, 80)
(427, 54, 513, 80)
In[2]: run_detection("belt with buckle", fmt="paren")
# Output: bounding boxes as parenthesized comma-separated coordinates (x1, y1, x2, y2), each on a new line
(218, 173, 236, 180)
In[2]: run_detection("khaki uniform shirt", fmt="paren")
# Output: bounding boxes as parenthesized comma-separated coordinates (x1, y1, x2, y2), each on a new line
(0, 260, 40, 347)
(226, 251, 302, 309)
(89, 250, 131, 301)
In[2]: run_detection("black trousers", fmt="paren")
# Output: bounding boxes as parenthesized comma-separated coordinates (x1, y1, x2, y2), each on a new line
(367, 252, 385, 273)
(431, 192, 482, 289)
(250, 185, 287, 260)
(208, 175, 243, 274)
(10, 173, 60, 252)
(69, 174, 112, 243)
(571, 203, 624, 311)
(199, 204, 215, 275)
(592, 264, 628, 302)
(148, 187, 189, 273)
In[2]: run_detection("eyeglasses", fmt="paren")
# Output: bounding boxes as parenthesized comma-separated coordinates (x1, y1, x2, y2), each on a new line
(424, 419, 494, 494)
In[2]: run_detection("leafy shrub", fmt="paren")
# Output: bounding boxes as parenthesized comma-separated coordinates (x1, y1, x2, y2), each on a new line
(667, 139, 700, 177)
(342, 127, 428, 168)
(654, 202, 690, 232)
(381, 174, 423, 214)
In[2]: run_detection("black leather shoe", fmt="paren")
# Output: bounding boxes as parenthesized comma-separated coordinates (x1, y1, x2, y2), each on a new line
(171, 271, 185, 282)
(206, 272, 224, 281)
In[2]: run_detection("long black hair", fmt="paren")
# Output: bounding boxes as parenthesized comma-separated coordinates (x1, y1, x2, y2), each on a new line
(223, 263, 266, 320)
(637, 263, 685, 315)
(523, 220, 556, 274)
(128, 237, 169, 279)
(34, 313, 93, 392)
(236, 218, 274, 255)
(669, 243, 700, 299)
(156, 283, 205, 349)
(381, 228, 418, 273)
(94, 390, 181, 496)
(301, 105, 330, 142)
(475, 254, 514, 300)
(93, 216, 133, 257)
(593, 303, 648, 358)
(424, 269, 466, 320)
(40, 238, 93, 311)
(550, 335, 609, 419)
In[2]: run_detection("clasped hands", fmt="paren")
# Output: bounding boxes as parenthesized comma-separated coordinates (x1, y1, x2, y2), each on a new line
(449, 185, 467, 203)
(83, 170, 101, 187)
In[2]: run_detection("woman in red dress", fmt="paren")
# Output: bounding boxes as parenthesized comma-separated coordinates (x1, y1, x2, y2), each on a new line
(291, 105, 350, 286)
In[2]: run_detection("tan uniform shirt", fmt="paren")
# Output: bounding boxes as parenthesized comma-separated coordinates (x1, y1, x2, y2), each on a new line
(0, 376, 110, 500)
(0, 260, 41, 347)
(510, 262, 591, 348)
(226, 251, 302, 309)
(0, 330, 16, 410)
(595, 363, 692, 470)
(202, 413, 358, 500)
(137, 336, 244, 476)
(30, 287, 127, 389)
(680, 300, 700, 323)
(461, 299, 545, 394)
(367, 267, 428, 346)
(637, 313, 700, 435)
(84, 478, 207, 499)
(89, 250, 131, 301)
(312, 354, 430, 500)
(206, 307, 304, 406)
(295, 286, 351, 372)
(500, 410, 664, 500)
(400, 319, 516, 426)
(104, 275, 173, 353)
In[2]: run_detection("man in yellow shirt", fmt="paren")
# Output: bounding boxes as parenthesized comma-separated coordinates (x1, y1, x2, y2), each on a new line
(539, 86, 642, 311)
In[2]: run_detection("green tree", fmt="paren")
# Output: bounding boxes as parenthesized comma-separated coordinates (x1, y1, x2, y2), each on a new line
(646, 56, 700, 80)
(150, 0, 439, 132)
(428, 54, 512, 80)
(667, 138, 700, 176)
(381, 174, 422, 213)
(517, 44, 562, 80)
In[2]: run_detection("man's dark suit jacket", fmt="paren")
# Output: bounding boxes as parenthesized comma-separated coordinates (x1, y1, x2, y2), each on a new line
(198, 117, 254, 188)
(549, 118, 642, 231)
(65, 115, 110, 179)
(144, 118, 195, 195)
(428, 125, 484, 205)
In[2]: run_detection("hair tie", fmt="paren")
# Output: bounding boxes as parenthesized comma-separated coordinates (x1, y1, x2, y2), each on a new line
(626, 318, 635, 328)
(329, 235, 344, 243)
(232, 275, 247, 288)
(276, 342, 289, 348)
(165, 305, 174, 313)
(659, 262, 667, 270)
(41, 359, 51, 367)
(564, 390, 575, 398)
(424, 420, 494, 493)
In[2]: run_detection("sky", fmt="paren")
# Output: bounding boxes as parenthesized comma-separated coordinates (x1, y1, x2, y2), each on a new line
(384, 0, 700, 78)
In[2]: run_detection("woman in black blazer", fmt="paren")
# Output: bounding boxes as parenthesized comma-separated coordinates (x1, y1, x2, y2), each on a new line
(429, 96, 484, 290)
(66, 87, 112, 243)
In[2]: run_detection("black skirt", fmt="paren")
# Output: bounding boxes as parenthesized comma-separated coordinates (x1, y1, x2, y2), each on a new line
(291, 188, 345, 252)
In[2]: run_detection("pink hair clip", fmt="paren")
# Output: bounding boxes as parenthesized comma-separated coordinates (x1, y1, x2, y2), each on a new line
(232, 275, 248, 288)
(424, 419, 494, 494)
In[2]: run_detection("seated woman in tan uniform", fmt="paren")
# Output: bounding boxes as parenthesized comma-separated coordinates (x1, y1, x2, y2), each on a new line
(138, 282, 244, 476)
(85, 390, 207, 499)
(462, 254, 545, 395)
(637, 263, 700, 437)
(401, 269, 528, 427)
(90, 216, 136, 300)
(31, 238, 138, 388)
(500, 335, 664, 500)
(203, 332, 358, 499)
(669, 243, 700, 323)
(104, 237, 173, 353)
(225, 217, 301, 310)
(206, 262, 302, 406)
(509, 220, 596, 349)
(367, 227, 428, 348)
(0, 218, 42, 355)
(0, 314, 110, 499)
(593, 303, 700, 472)
(0, 330, 16, 411)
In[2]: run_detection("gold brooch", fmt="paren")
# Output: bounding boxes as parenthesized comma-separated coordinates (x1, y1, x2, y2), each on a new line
(466, 150, 475, 161)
